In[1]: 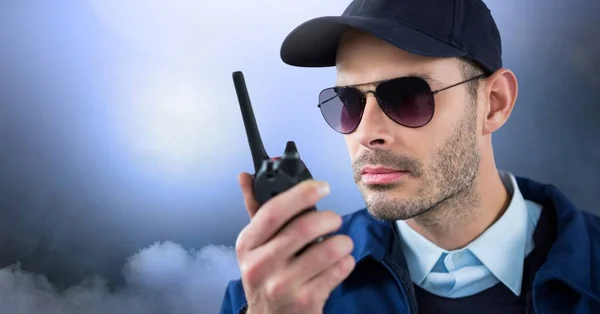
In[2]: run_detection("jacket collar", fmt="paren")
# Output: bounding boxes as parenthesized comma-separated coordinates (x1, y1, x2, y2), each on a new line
(340, 209, 394, 264)
(516, 176, 600, 303)
(343, 176, 600, 303)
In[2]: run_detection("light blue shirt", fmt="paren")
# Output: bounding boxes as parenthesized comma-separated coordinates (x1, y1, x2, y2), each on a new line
(396, 171, 543, 298)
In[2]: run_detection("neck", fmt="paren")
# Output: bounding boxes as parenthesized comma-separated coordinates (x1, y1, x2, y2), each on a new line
(406, 163, 510, 251)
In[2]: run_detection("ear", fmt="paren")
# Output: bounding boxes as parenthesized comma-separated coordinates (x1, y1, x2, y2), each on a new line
(481, 68, 518, 135)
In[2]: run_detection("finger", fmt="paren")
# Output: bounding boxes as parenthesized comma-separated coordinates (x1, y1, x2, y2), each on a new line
(239, 172, 260, 218)
(236, 211, 340, 291)
(299, 254, 355, 304)
(257, 236, 351, 308)
(285, 235, 354, 288)
(256, 210, 342, 261)
(241, 180, 330, 251)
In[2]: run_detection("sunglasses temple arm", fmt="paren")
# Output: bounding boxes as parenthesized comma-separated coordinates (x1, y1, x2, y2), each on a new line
(432, 73, 489, 94)
(317, 95, 339, 107)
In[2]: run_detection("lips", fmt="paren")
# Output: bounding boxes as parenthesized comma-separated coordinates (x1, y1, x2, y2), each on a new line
(360, 166, 403, 175)
(360, 166, 408, 185)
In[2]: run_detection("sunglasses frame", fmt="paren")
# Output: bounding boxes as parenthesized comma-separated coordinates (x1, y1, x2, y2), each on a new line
(317, 72, 491, 134)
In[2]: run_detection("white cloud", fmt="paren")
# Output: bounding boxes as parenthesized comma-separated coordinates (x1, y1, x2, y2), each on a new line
(0, 242, 240, 314)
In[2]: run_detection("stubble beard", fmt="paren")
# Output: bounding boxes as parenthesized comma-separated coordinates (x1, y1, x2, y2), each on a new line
(352, 101, 481, 223)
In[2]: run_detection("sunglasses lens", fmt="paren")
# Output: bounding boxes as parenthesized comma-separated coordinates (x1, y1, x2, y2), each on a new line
(319, 87, 363, 134)
(376, 77, 434, 127)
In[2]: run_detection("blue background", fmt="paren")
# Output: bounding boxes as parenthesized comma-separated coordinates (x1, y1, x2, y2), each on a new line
(0, 1, 598, 313)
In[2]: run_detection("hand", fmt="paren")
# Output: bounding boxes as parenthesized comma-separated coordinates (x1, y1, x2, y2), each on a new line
(235, 173, 355, 314)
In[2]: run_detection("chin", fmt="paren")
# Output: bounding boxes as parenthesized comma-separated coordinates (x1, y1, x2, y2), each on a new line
(361, 179, 413, 197)
(362, 187, 426, 221)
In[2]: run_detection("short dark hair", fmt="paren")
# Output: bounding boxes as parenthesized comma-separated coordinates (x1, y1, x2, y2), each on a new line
(459, 57, 486, 99)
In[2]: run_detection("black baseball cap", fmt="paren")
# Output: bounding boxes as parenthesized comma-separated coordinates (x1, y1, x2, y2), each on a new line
(280, 0, 502, 73)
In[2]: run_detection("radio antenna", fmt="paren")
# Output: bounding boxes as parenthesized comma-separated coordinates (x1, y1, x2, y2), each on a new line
(232, 71, 270, 173)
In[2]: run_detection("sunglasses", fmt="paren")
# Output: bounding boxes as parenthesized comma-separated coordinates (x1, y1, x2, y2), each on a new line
(317, 73, 489, 134)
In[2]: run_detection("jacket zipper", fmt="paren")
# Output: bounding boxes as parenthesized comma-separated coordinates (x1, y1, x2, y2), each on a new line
(381, 259, 414, 314)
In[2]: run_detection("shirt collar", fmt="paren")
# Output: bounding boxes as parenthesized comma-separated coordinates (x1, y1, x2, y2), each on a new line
(396, 171, 541, 296)
(396, 217, 444, 285)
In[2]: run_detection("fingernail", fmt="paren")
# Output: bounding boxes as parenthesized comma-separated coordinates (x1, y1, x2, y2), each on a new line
(316, 181, 330, 196)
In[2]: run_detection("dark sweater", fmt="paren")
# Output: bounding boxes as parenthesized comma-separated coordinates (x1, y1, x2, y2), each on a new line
(414, 203, 557, 314)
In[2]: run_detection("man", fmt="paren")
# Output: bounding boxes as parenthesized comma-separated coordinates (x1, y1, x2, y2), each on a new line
(220, 0, 600, 313)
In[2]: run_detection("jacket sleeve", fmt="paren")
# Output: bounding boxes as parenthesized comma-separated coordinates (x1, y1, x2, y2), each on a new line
(219, 279, 249, 314)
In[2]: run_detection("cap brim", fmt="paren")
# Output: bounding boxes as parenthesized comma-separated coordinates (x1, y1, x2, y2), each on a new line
(280, 16, 466, 67)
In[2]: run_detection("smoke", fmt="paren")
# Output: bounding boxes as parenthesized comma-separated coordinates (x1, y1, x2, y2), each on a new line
(0, 242, 240, 314)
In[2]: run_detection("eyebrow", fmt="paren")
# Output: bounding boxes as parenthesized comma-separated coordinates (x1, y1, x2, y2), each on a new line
(335, 73, 443, 88)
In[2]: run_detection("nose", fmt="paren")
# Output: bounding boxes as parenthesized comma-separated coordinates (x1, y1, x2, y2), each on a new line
(353, 93, 395, 149)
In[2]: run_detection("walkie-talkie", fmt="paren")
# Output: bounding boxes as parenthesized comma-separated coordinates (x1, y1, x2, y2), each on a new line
(232, 71, 324, 251)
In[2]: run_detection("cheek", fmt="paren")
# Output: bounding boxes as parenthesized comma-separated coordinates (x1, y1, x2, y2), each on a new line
(400, 114, 458, 163)
(395, 132, 433, 169)
(426, 96, 467, 137)
(399, 123, 441, 153)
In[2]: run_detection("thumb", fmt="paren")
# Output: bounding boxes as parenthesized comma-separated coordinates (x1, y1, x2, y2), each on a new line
(238, 172, 260, 218)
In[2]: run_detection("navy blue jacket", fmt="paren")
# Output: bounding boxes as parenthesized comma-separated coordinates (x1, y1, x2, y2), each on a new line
(219, 177, 600, 313)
